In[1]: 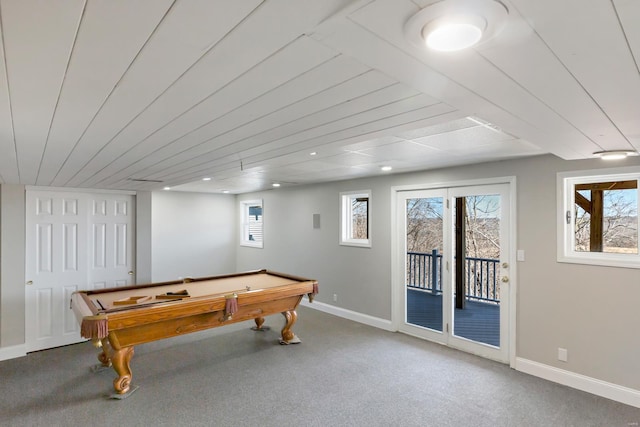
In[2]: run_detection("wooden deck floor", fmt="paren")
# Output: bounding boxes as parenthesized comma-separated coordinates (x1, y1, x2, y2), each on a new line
(406, 288, 500, 347)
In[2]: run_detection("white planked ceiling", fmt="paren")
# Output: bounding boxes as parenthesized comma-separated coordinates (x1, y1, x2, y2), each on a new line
(0, 0, 637, 194)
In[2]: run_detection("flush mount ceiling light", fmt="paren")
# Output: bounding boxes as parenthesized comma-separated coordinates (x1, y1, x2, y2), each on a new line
(593, 150, 639, 160)
(405, 0, 508, 52)
(424, 14, 485, 51)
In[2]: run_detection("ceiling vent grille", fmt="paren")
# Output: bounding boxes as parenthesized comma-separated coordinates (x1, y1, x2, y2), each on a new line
(127, 178, 164, 183)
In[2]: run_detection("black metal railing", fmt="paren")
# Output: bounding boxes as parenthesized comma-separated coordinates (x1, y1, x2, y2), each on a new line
(406, 250, 500, 303)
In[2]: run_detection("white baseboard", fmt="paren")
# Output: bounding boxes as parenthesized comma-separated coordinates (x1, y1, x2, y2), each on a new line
(515, 357, 640, 408)
(301, 300, 394, 331)
(0, 344, 26, 362)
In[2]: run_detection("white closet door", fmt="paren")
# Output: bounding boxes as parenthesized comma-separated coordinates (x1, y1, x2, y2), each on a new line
(25, 190, 134, 352)
(88, 194, 135, 290)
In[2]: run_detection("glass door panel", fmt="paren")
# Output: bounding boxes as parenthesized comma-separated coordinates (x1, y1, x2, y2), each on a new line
(452, 194, 501, 347)
(405, 195, 445, 333)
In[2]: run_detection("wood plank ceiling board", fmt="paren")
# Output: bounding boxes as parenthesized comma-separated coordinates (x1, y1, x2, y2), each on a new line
(616, 0, 640, 147)
(3, 0, 638, 194)
(141, 93, 446, 183)
(108, 76, 422, 185)
(51, 0, 264, 187)
(151, 106, 462, 191)
(34, 0, 175, 186)
(154, 102, 458, 187)
(63, 0, 353, 188)
(71, 34, 337, 188)
(1, 0, 85, 185)
(93, 66, 394, 188)
(236, 102, 457, 161)
(478, 28, 629, 154)
(81, 36, 345, 188)
(228, 88, 436, 157)
(514, 0, 640, 150)
(339, 0, 589, 159)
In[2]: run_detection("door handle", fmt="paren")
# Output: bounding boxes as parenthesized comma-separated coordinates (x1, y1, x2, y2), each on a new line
(26, 280, 33, 286)
(501, 276, 509, 283)
(128, 271, 134, 275)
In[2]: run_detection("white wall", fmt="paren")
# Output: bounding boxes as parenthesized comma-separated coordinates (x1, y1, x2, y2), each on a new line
(151, 191, 236, 282)
(135, 191, 153, 283)
(236, 154, 640, 394)
(0, 185, 25, 348)
(238, 182, 393, 319)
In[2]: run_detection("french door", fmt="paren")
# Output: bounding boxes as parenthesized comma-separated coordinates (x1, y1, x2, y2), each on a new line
(397, 183, 512, 363)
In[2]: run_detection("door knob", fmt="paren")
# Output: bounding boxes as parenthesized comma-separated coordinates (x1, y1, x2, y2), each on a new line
(502, 262, 509, 268)
(501, 276, 509, 283)
(26, 280, 33, 286)
(128, 271, 134, 275)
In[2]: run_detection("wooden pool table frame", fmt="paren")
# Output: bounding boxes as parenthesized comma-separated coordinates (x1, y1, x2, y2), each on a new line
(70, 269, 318, 396)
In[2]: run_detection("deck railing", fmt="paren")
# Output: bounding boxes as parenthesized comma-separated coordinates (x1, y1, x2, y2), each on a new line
(407, 250, 500, 303)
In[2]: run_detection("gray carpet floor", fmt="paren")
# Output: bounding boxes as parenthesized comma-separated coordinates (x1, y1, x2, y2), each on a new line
(1, 306, 638, 426)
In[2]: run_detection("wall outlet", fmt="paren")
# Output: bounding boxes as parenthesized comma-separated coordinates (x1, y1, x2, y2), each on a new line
(558, 347, 568, 362)
(333, 293, 338, 302)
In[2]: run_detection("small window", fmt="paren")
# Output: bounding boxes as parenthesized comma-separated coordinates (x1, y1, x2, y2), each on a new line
(240, 199, 263, 248)
(558, 169, 639, 268)
(340, 190, 371, 247)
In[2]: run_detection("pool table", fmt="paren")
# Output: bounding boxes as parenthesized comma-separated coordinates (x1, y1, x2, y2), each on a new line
(70, 269, 318, 397)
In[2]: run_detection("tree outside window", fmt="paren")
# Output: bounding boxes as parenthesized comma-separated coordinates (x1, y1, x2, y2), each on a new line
(558, 169, 640, 268)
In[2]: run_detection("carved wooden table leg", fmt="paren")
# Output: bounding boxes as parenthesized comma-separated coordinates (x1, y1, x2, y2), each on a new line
(254, 316, 265, 330)
(280, 310, 299, 344)
(97, 339, 112, 368)
(111, 346, 135, 395)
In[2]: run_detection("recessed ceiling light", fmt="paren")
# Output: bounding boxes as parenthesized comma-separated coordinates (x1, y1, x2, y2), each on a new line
(593, 150, 638, 160)
(202, 177, 211, 181)
(272, 183, 281, 187)
(222, 190, 229, 194)
(381, 165, 393, 172)
(310, 152, 317, 156)
(163, 187, 171, 190)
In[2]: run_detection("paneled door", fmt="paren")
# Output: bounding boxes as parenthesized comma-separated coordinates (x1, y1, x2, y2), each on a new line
(25, 190, 135, 352)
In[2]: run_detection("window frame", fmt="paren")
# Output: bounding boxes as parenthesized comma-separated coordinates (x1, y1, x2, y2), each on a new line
(557, 167, 640, 268)
(240, 199, 263, 248)
(340, 190, 372, 248)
